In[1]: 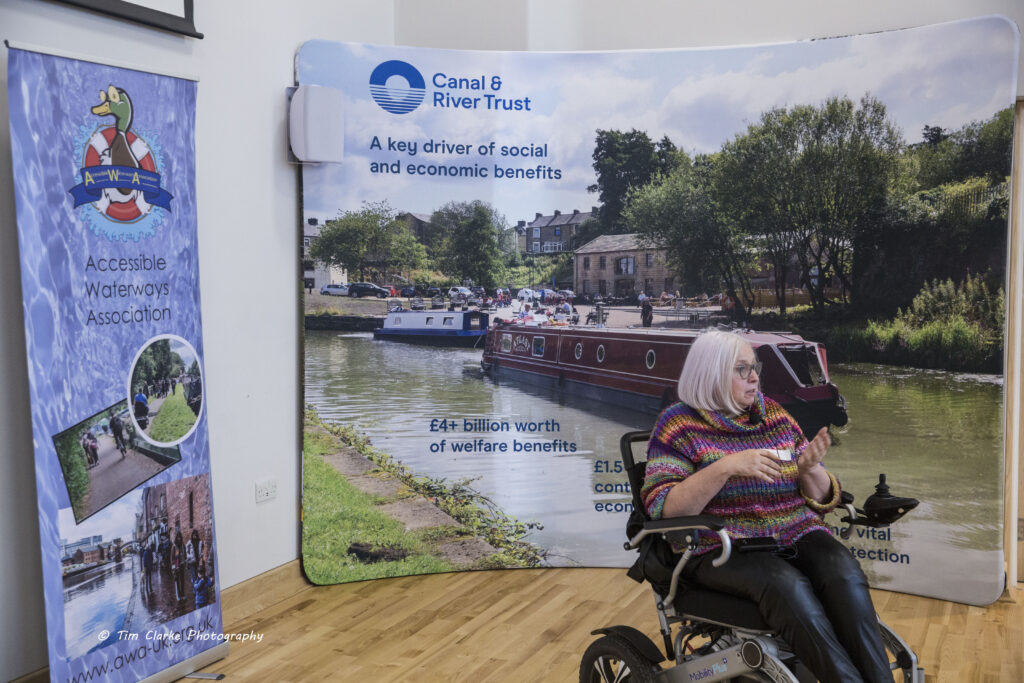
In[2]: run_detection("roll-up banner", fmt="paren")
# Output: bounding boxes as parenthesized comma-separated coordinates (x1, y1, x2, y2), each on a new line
(297, 16, 1018, 605)
(7, 46, 225, 681)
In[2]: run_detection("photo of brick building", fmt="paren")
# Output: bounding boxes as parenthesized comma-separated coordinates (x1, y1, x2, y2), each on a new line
(573, 233, 677, 298)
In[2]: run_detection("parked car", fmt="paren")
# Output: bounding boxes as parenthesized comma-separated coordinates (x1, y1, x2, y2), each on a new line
(471, 286, 487, 298)
(400, 285, 422, 297)
(557, 289, 576, 300)
(348, 282, 389, 298)
(517, 288, 537, 301)
(320, 283, 349, 296)
(425, 286, 442, 298)
(448, 286, 473, 300)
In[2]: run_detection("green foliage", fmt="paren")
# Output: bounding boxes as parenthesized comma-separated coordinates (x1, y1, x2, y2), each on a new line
(428, 201, 506, 287)
(911, 107, 1013, 188)
(824, 317, 997, 372)
(310, 200, 422, 282)
(812, 275, 1004, 372)
(897, 273, 1004, 337)
(715, 95, 903, 313)
(625, 153, 751, 306)
(505, 253, 572, 289)
(131, 339, 183, 393)
(589, 129, 681, 230)
(55, 430, 90, 517)
(149, 390, 198, 443)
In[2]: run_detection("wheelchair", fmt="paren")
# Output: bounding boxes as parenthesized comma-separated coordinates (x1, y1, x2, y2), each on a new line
(580, 431, 925, 683)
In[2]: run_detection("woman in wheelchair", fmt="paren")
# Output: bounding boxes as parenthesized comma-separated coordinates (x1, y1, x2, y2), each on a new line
(641, 330, 890, 682)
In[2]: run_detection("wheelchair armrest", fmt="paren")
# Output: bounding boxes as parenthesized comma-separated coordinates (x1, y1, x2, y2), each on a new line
(626, 515, 725, 549)
(644, 515, 725, 533)
(626, 515, 732, 568)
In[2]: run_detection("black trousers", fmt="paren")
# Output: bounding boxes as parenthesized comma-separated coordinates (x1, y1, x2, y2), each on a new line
(684, 530, 891, 683)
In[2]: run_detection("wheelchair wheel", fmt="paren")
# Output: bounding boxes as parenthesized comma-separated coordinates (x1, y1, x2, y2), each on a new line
(579, 635, 659, 683)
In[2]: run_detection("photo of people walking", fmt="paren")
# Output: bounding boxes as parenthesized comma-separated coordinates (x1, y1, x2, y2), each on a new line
(129, 336, 204, 445)
(52, 400, 182, 523)
(59, 473, 216, 660)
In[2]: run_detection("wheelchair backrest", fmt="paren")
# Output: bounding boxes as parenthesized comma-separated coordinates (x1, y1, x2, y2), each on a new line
(620, 429, 681, 591)
(620, 430, 653, 538)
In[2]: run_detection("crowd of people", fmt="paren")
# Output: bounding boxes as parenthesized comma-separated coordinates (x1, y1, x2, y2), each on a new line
(511, 298, 578, 326)
(140, 527, 214, 611)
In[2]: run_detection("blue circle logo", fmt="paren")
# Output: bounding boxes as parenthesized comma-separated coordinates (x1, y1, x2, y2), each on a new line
(369, 60, 426, 114)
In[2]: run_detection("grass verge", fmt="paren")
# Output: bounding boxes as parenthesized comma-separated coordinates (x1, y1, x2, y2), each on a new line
(303, 407, 547, 580)
(149, 390, 197, 442)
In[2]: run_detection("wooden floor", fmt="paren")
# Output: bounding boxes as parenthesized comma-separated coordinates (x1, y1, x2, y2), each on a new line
(196, 561, 1024, 682)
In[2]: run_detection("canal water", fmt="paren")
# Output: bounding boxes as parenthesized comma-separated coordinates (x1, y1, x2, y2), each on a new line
(63, 557, 138, 660)
(304, 331, 1005, 604)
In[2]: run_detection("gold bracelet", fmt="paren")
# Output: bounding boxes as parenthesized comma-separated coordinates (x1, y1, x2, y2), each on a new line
(802, 470, 841, 513)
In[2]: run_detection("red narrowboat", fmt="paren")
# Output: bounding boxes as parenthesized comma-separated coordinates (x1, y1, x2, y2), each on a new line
(480, 322, 847, 437)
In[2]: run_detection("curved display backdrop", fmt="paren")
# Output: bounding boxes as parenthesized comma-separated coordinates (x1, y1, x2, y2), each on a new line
(297, 16, 1018, 605)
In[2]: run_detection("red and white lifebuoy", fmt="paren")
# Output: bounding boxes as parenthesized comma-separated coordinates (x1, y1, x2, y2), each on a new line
(83, 127, 157, 222)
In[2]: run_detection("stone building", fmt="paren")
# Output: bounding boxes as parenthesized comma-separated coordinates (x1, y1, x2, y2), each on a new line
(573, 233, 677, 298)
(516, 208, 597, 254)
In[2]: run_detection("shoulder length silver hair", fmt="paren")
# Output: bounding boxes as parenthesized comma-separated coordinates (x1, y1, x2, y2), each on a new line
(676, 329, 753, 416)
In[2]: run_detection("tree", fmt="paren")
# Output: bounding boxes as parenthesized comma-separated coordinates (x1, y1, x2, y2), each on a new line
(388, 228, 428, 278)
(922, 125, 948, 146)
(624, 154, 754, 316)
(715, 95, 902, 314)
(132, 339, 174, 389)
(309, 201, 409, 282)
(912, 107, 1013, 188)
(429, 201, 505, 286)
(446, 203, 503, 287)
(588, 130, 680, 231)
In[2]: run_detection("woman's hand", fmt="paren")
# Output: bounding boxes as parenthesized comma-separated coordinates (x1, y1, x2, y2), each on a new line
(724, 449, 783, 483)
(797, 427, 831, 477)
(660, 447, 782, 517)
(796, 427, 833, 503)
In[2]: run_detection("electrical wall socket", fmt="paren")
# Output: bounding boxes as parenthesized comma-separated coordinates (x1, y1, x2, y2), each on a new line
(255, 478, 277, 504)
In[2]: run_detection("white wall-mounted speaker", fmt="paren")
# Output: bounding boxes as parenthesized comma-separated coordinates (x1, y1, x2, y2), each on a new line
(289, 85, 345, 163)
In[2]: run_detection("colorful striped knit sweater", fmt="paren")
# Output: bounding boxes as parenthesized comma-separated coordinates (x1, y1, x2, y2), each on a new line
(641, 394, 840, 555)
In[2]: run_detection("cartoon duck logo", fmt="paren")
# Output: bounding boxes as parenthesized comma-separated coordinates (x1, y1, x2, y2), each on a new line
(68, 85, 173, 238)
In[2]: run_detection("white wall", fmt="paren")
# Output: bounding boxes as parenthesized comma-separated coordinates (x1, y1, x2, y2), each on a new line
(2, 0, 1022, 679)
(0, 1, 393, 678)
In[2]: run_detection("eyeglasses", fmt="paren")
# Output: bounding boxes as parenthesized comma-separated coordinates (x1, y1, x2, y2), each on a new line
(734, 362, 762, 379)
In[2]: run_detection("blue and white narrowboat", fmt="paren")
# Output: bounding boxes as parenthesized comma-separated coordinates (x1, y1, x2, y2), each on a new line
(373, 310, 490, 347)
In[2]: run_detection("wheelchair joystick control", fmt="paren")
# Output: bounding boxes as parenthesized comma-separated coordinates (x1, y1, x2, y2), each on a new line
(862, 473, 919, 527)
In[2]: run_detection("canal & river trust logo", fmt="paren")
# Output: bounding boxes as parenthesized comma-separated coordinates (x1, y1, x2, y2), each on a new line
(69, 85, 173, 241)
(369, 60, 426, 114)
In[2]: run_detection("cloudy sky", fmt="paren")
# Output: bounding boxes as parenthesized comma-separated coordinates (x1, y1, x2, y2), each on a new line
(59, 490, 141, 546)
(298, 15, 1018, 227)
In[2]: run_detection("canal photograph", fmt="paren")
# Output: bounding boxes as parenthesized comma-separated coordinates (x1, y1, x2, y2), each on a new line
(305, 330, 1004, 604)
(59, 472, 216, 660)
(299, 17, 1016, 605)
